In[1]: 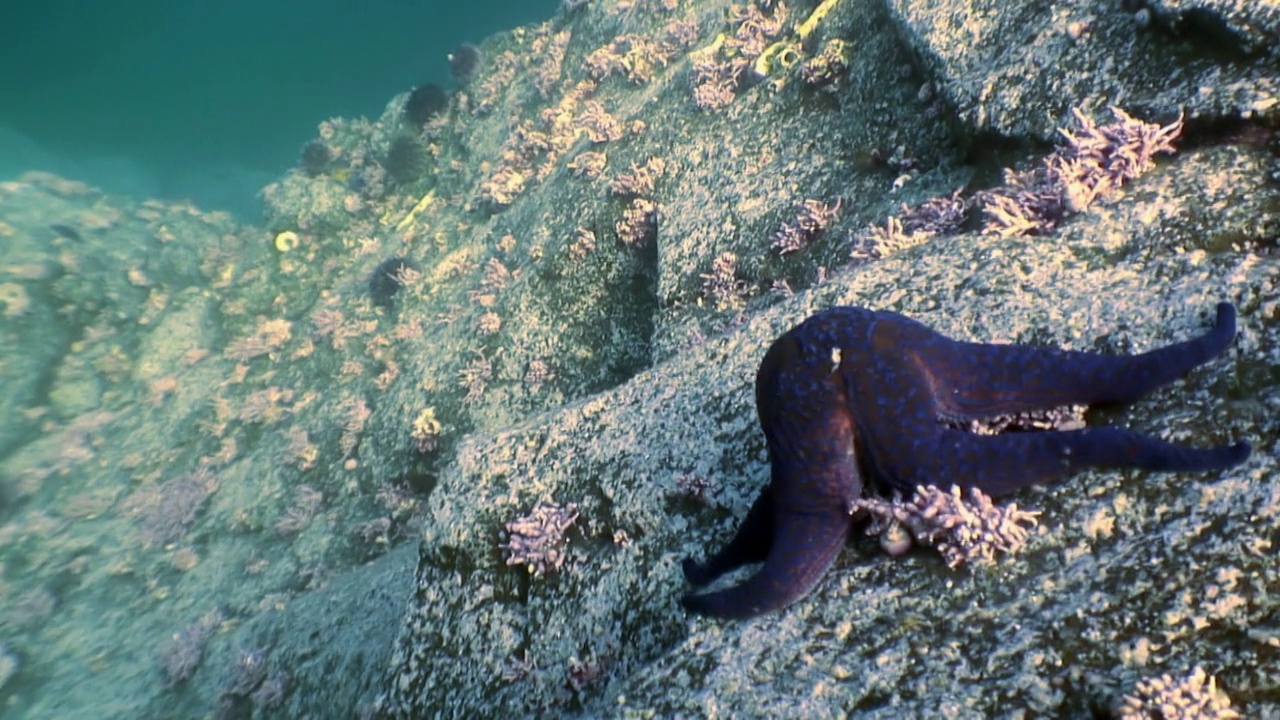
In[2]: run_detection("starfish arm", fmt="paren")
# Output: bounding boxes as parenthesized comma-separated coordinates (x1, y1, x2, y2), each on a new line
(684, 322, 864, 617)
(897, 303, 1238, 419)
(915, 427, 1251, 496)
(846, 307, 1248, 496)
(680, 303, 1249, 619)
(681, 507, 850, 619)
(682, 485, 775, 587)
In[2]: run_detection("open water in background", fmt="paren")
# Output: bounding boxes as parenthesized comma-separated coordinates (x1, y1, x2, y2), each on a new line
(0, 0, 558, 220)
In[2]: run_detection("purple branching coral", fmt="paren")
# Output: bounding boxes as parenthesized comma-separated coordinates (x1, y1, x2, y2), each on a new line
(699, 252, 747, 310)
(771, 198, 841, 254)
(532, 29, 573, 98)
(609, 157, 667, 197)
(616, 198, 657, 246)
(159, 609, 223, 686)
(979, 107, 1182, 237)
(1115, 667, 1239, 720)
(273, 485, 324, 536)
(500, 502, 580, 576)
(855, 485, 1040, 568)
(800, 38, 850, 88)
(854, 107, 1182, 259)
(689, 1, 788, 110)
(122, 467, 221, 547)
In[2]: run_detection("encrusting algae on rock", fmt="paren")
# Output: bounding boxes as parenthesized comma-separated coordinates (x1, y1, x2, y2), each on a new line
(2, 0, 1279, 717)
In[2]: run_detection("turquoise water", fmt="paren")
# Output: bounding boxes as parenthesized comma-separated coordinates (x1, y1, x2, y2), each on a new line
(5, 0, 1274, 715)
(0, 0, 557, 220)
(0, 2, 556, 717)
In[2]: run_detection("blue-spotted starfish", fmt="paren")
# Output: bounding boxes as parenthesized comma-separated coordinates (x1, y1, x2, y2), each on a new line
(682, 304, 1251, 619)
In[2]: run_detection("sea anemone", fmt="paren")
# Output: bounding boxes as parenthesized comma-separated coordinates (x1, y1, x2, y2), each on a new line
(384, 135, 430, 186)
(403, 83, 448, 128)
(368, 256, 419, 309)
(299, 141, 331, 176)
(448, 43, 482, 86)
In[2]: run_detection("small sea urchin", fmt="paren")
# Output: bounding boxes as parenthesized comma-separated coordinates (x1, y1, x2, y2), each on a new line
(448, 43, 483, 86)
(384, 135, 430, 186)
(368, 256, 419, 309)
(299, 141, 331, 176)
(404, 83, 447, 128)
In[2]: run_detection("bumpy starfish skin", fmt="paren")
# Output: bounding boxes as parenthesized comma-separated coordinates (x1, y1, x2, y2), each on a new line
(682, 304, 1251, 619)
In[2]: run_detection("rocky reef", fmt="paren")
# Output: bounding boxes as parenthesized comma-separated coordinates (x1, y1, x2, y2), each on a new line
(0, 0, 1277, 717)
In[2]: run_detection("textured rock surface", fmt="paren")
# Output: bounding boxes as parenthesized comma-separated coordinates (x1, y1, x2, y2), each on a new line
(0, 0, 1276, 718)
(378, 141, 1280, 717)
(886, 0, 1280, 139)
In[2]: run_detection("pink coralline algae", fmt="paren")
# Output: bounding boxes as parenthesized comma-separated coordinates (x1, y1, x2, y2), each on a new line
(122, 467, 221, 547)
(689, 1, 788, 110)
(458, 353, 493, 405)
(523, 358, 554, 393)
(979, 107, 1182, 237)
(699, 252, 747, 311)
(500, 502, 580, 576)
(225, 318, 292, 362)
(339, 397, 371, 458)
(771, 198, 841, 255)
(856, 107, 1183, 258)
(615, 198, 657, 246)
(1116, 667, 1239, 720)
(608, 157, 666, 197)
(854, 485, 1040, 568)
(273, 485, 324, 535)
(159, 609, 223, 686)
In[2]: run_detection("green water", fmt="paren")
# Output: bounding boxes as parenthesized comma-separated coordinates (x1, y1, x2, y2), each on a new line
(0, 2, 556, 717)
(0, 0, 557, 219)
